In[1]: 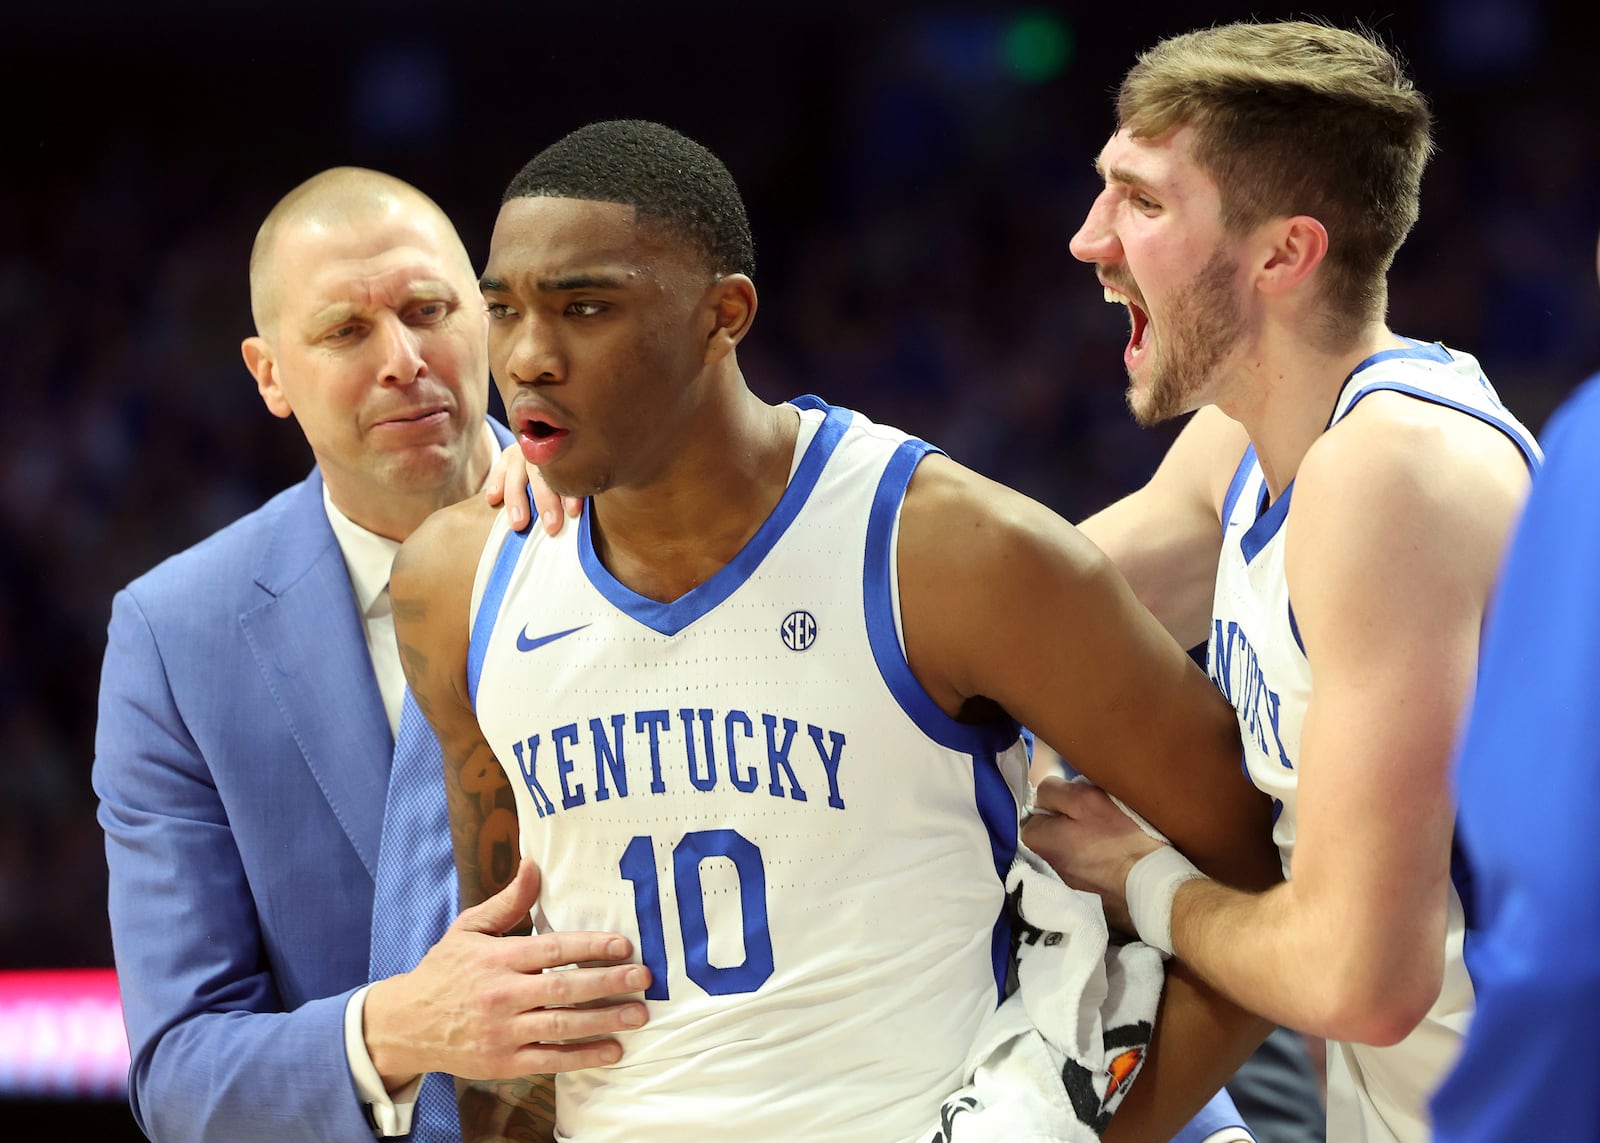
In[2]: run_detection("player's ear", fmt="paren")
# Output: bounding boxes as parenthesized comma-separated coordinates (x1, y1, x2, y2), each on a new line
(702, 274, 757, 364)
(242, 336, 293, 419)
(1255, 215, 1328, 297)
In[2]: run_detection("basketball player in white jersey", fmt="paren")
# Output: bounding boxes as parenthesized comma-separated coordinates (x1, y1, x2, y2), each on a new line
(392, 120, 1284, 1141)
(1020, 21, 1539, 1143)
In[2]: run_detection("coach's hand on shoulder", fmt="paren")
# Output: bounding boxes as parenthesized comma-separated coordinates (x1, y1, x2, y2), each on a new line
(363, 859, 649, 1088)
(485, 443, 580, 537)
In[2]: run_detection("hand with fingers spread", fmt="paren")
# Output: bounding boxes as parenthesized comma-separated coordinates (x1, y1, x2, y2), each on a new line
(484, 442, 581, 537)
(1023, 776, 1164, 936)
(363, 859, 650, 1090)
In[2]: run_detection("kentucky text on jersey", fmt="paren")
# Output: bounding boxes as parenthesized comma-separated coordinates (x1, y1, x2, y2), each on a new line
(1207, 618, 1295, 770)
(506, 707, 849, 817)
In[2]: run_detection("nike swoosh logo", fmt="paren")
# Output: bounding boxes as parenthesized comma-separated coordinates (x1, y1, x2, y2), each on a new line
(516, 623, 590, 652)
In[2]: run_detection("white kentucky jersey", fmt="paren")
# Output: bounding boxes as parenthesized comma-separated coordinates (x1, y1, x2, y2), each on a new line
(1206, 341, 1541, 1143)
(467, 398, 1030, 1143)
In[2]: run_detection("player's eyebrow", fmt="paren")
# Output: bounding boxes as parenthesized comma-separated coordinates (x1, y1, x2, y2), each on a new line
(1093, 157, 1155, 192)
(479, 270, 635, 293)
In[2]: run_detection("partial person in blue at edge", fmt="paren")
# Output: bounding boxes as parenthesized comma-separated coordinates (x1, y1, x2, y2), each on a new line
(1429, 237, 1600, 1142)
(91, 168, 646, 1143)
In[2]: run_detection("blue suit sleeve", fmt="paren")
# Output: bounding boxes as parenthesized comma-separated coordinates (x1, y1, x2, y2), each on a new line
(1431, 376, 1600, 1141)
(92, 587, 375, 1143)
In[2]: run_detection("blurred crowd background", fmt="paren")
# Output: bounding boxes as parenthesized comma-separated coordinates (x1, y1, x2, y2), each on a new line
(1, 0, 1597, 1113)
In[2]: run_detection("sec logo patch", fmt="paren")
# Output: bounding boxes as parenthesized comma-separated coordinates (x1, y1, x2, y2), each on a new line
(780, 610, 817, 651)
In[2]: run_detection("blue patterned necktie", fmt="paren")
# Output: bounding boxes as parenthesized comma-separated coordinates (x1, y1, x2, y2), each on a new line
(369, 689, 460, 1141)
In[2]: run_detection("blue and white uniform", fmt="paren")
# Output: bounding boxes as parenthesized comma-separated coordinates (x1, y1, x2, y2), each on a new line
(1206, 343, 1540, 1143)
(1432, 371, 1600, 1142)
(467, 399, 1030, 1142)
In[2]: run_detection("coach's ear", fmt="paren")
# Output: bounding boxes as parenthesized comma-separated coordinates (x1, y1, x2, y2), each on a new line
(242, 336, 293, 419)
(702, 274, 757, 364)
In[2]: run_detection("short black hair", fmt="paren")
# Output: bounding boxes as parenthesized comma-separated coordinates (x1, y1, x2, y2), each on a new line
(503, 120, 755, 279)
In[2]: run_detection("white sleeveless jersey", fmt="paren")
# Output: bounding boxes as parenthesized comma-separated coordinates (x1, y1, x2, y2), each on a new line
(1207, 342, 1541, 1143)
(467, 399, 1030, 1143)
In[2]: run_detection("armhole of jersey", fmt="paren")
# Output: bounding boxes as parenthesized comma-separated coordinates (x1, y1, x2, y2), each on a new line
(466, 524, 529, 711)
(1218, 443, 1258, 533)
(864, 435, 1026, 997)
(1342, 382, 1542, 474)
(863, 441, 1019, 756)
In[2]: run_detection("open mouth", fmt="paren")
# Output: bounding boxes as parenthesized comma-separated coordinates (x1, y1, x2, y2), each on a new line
(1103, 284, 1150, 358)
(512, 400, 572, 461)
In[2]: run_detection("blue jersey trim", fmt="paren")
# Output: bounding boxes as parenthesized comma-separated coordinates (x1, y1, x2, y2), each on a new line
(974, 747, 1021, 1000)
(863, 440, 1021, 755)
(1342, 382, 1542, 474)
(467, 525, 531, 709)
(860, 434, 1022, 1003)
(1287, 599, 1306, 657)
(576, 402, 853, 636)
(1239, 481, 1293, 564)
(1218, 443, 1257, 531)
(1340, 340, 1455, 392)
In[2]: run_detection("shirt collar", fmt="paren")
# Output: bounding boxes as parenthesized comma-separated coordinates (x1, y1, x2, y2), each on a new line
(322, 483, 402, 618)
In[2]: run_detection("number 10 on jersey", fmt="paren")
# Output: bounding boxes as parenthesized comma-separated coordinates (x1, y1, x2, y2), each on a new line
(619, 829, 775, 1000)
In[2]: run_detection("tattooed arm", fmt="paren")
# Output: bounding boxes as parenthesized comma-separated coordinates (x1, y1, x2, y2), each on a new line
(383, 500, 652, 1142)
(388, 504, 522, 912)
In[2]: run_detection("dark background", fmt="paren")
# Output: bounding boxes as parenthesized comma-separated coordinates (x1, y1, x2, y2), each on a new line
(3, 0, 1597, 1135)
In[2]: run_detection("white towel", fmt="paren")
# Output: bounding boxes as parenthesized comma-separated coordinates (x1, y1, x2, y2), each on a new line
(917, 839, 1167, 1142)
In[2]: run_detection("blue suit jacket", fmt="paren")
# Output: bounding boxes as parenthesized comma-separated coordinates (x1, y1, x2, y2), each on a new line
(93, 425, 508, 1143)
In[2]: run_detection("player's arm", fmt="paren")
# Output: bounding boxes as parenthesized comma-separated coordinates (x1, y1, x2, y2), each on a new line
(391, 501, 522, 909)
(900, 457, 1279, 1136)
(1044, 404, 1528, 1040)
(1077, 406, 1250, 650)
(1162, 407, 1528, 1038)
(1103, 963, 1264, 1142)
(901, 454, 1277, 888)
(388, 502, 650, 1143)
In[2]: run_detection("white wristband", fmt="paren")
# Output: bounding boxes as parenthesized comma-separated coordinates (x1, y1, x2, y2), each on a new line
(1125, 845, 1205, 957)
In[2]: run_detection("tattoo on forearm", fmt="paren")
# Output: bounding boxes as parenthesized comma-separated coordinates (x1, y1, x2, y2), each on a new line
(443, 735, 519, 907)
(394, 578, 521, 911)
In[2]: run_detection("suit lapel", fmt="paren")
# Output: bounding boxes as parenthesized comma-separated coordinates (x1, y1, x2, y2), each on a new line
(240, 471, 392, 878)
(237, 422, 514, 879)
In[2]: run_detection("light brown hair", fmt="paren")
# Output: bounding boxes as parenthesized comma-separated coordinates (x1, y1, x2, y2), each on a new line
(1118, 21, 1432, 341)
